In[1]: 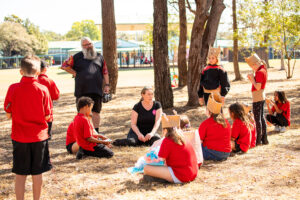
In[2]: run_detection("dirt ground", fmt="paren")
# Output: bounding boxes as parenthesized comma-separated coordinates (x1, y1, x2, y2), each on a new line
(0, 60, 299, 200)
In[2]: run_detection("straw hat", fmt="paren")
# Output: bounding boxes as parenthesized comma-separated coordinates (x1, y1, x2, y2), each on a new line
(207, 92, 223, 114)
(162, 115, 180, 128)
(245, 53, 262, 66)
(241, 103, 252, 114)
(208, 46, 221, 58)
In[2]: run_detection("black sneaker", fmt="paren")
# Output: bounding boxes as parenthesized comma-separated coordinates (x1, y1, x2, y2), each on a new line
(76, 147, 84, 160)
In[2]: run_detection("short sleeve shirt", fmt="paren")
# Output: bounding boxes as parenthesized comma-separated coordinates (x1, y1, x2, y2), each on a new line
(132, 101, 162, 135)
(231, 119, 251, 152)
(272, 102, 290, 125)
(252, 65, 267, 92)
(66, 121, 76, 146)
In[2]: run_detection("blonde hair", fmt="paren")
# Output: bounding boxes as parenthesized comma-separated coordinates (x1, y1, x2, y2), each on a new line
(140, 86, 153, 101)
(210, 112, 227, 128)
(164, 127, 185, 145)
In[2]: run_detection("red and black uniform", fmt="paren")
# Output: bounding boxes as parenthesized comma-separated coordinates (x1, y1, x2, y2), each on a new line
(62, 52, 108, 113)
(4, 76, 52, 175)
(73, 113, 113, 158)
(158, 138, 198, 183)
(198, 64, 230, 104)
(66, 121, 76, 154)
(231, 119, 251, 153)
(252, 65, 268, 145)
(38, 73, 60, 138)
(266, 101, 290, 127)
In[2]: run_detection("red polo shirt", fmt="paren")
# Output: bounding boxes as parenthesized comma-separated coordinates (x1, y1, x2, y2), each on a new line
(199, 117, 231, 153)
(73, 113, 97, 151)
(272, 102, 290, 126)
(231, 119, 251, 152)
(4, 76, 51, 143)
(38, 74, 60, 122)
(158, 137, 198, 183)
(66, 121, 76, 146)
(252, 65, 267, 92)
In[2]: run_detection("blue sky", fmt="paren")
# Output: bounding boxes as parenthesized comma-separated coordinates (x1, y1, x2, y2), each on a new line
(0, 0, 231, 34)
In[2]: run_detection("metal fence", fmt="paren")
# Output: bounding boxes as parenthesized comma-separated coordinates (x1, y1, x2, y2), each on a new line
(0, 55, 54, 69)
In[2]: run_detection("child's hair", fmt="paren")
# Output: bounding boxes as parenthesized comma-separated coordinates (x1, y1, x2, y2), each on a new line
(180, 115, 191, 131)
(229, 103, 251, 129)
(40, 60, 48, 72)
(211, 112, 227, 128)
(164, 127, 185, 145)
(76, 96, 94, 112)
(275, 90, 288, 104)
(20, 55, 40, 75)
(140, 86, 153, 101)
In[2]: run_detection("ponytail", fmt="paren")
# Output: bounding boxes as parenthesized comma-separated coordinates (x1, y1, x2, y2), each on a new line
(212, 113, 227, 128)
(164, 127, 185, 145)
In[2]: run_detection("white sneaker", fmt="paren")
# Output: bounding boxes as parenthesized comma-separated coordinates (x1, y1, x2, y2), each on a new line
(279, 126, 286, 133)
(274, 126, 280, 132)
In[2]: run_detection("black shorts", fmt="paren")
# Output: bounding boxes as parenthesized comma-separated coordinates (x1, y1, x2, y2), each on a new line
(82, 144, 114, 158)
(76, 94, 102, 113)
(12, 140, 52, 175)
(66, 142, 75, 154)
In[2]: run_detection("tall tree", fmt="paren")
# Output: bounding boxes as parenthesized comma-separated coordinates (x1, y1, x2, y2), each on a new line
(177, 0, 188, 86)
(187, 0, 225, 106)
(101, 0, 118, 94)
(153, 0, 174, 108)
(65, 20, 101, 41)
(232, 0, 242, 80)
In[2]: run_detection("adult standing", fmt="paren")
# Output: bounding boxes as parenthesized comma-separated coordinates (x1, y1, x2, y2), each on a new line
(61, 37, 110, 133)
(113, 86, 162, 146)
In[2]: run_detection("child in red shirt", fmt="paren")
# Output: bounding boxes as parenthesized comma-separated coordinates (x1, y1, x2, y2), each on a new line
(144, 115, 198, 183)
(229, 103, 252, 154)
(266, 91, 290, 133)
(38, 60, 60, 139)
(4, 55, 52, 200)
(74, 96, 114, 159)
(245, 53, 268, 145)
(65, 121, 79, 154)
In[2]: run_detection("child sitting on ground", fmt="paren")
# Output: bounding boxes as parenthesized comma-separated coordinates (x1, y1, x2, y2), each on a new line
(38, 60, 60, 139)
(266, 91, 290, 133)
(65, 120, 79, 154)
(229, 103, 252, 154)
(74, 96, 114, 159)
(4, 55, 52, 199)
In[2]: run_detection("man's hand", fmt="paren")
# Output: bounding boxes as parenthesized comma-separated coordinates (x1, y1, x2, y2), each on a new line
(199, 98, 204, 106)
(144, 133, 154, 141)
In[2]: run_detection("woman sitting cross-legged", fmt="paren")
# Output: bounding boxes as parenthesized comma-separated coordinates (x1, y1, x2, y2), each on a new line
(113, 86, 162, 146)
(143, 115, 198, 183)
(198, 92, 231, 161)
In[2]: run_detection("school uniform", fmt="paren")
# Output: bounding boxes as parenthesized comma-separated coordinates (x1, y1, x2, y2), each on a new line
(38, 74, 60, 138)
(66, 121, 76, 154)
(198, 64, 230, 104)
(251, 65, 268, 145)
(158, 137, 198, 183)
(4, 76, 52, 175)
(231, 119, 251, 153)
(73, 113, 113, 158)
(266, 102, 290, 127)
(199, 117, 231, 161)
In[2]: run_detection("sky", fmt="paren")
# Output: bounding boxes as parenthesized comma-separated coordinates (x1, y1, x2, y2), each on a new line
(0, 0, 231, 35)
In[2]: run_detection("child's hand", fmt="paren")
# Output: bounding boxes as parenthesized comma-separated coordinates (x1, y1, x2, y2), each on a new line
(247, 73, 254, 81)
(6, 113, 12, 119)
(199, 98, 204, 106)
(45, 115, 50, 121)
(231, 140, 236, 150)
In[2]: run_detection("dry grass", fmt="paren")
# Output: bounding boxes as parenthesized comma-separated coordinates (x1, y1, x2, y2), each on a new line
(0, 60, 299, 200)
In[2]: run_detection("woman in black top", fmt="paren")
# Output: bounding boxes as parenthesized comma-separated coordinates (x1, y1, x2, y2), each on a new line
(113, 86, 162, 146)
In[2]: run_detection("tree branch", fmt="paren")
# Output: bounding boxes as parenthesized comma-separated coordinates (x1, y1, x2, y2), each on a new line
(186, 0, 196, 14)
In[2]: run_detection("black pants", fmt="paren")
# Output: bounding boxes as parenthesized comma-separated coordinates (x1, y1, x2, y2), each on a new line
(82, 144, 114, 158)
(266, 114, 288, 127)
(253, 101, 267, 145)
(47, 122, 52, 139)
(113, 129, 161, 146)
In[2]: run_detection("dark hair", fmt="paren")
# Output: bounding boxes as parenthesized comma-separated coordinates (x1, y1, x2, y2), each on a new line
(275, 91, 288, 104)
(164, 127, 185, 145)
(20, 55, 40, 75)
(76, 96, 94, 112)
(229, 103, 251, 129)
(40, 60, 48, 71)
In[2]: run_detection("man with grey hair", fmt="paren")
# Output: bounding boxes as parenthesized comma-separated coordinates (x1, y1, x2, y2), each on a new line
(61, 37, 110, 133)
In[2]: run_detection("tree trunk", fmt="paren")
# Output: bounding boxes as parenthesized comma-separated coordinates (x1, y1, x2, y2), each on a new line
(101, 0, 118, 94)
(153, 0, 173, 108)
(187, 0, 225, 106)
(280, 46, 285, 70)
(232, 0, 242, 80)
(177, 0, 187, 87)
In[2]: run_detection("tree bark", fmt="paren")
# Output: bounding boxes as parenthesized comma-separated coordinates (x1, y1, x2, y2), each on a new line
(232, 0, 242, 80)
(101, 0, 118, 94)
(153, 0, 173, 108)
(187, 0, 225, 106)
(177, 0, 188, 87)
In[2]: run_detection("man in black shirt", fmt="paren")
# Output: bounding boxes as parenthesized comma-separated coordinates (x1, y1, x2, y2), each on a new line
(61, 37, 110, 133)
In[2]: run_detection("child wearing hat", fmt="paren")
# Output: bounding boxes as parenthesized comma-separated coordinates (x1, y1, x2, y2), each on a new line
(245, 53, 268, 145)
(143, 115, 198, 183)
(198, 47, 230, 105)
(198, 93, 231, 161)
